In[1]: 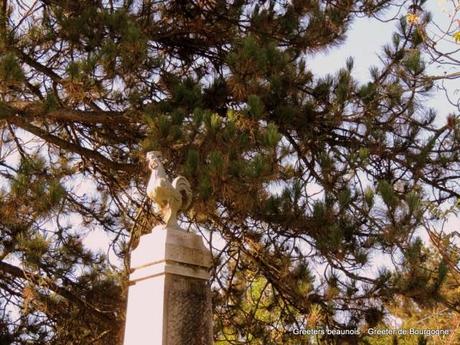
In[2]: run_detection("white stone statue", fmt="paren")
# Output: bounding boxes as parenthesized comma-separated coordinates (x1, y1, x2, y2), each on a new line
(146, 151, 192, 228)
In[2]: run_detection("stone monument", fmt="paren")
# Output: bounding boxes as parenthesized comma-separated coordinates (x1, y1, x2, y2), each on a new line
(123, 151, 213, 345)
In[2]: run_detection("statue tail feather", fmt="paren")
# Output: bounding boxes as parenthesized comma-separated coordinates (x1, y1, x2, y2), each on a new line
(172, 176, 192, 210)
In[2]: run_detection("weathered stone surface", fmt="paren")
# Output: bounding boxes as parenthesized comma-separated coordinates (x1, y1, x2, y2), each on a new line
(130, 225, 212, 273)
(123, 225, 213, 345)
(165, 275, 213, 345)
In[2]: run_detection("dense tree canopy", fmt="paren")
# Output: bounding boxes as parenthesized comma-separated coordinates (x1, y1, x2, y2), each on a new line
(0, 0, 459, 344)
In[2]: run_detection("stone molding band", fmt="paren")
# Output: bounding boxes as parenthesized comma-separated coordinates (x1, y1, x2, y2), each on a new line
(130, 259, 211, 284)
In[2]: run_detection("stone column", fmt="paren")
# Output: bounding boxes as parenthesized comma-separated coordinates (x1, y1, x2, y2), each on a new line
(123, 224, 213, 345)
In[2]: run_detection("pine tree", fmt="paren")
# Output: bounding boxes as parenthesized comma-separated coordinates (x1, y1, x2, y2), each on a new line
(0, 0, 459, 344)
(365, 252, 460, 345)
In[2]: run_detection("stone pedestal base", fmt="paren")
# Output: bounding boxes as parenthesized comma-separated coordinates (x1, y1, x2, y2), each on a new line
(123, 225, 213, 345)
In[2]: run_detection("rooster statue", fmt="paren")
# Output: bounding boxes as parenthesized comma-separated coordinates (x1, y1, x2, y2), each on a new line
(146, 151, 192, 228)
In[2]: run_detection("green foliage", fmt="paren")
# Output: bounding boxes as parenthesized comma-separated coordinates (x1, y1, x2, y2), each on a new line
(338, 187, 351, 208)
(0, 53, 24, 84)
(403, 49, 424, 75)
(198, 175, 213, 200)
(0, 101, 13, 119)
(47, 180, 66, 207)
(359, 82, 378, 104)
(263, 123, 281, 147)
(185, 149, 200, 176)
(405, 191, 420, 214)
(208, 150, 225, 176)
(364, 187, 375, 208)
(18, 232, 50, 268)
(0, 1, 459, 344)
(378, 180, 397, 208)
(43, 93, 60, 112)
(247, 94, 265, 119)
(66, 61, 81, 79)
(209, 113, 222, 131)
(10, 156, 66, 215)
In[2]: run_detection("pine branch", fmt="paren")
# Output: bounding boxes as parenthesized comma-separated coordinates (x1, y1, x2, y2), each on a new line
(8, 115, 138, 173)
(2, 100, 130, 125)
(0, 260, 116, 322)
